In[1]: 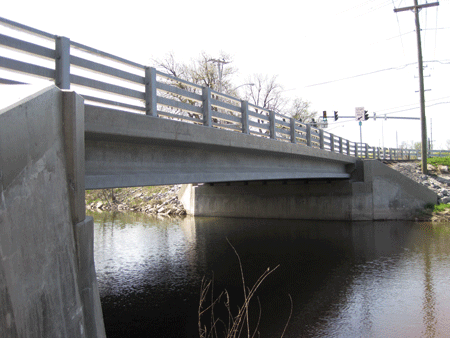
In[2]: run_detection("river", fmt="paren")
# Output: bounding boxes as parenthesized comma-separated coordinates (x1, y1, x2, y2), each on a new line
(89, 211, 450, 337)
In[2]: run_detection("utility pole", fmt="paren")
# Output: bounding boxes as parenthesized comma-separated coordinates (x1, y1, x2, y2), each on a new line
(207, 58, 230, 93)
(394, 1, 439, 174)
(359, 121, 363, 157)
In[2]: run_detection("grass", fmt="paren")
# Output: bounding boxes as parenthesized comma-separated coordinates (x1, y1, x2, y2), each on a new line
(433, 204, 450, 213)
(427, 156, 450, 168)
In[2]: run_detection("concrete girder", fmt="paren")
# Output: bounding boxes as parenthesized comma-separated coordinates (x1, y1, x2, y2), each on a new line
(84, 106, 357, 189)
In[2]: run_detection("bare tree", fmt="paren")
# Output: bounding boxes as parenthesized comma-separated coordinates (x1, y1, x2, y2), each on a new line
(287, 98, 317, 123)
(243, 74, 287, 113)
(154, 52, 188, 79)
(153, 53, 317, 131)
(153, 51, 237, 94)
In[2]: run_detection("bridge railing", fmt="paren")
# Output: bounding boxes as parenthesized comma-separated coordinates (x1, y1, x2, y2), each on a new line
(1, 17, 445, 162)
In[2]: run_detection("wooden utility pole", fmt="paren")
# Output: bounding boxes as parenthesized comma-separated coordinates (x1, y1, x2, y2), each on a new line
(394, 1, 439, 174)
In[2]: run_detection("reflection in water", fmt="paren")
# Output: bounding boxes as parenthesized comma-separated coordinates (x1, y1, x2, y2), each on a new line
(90, 211, 450, 338)
(423, 238, 436, 338)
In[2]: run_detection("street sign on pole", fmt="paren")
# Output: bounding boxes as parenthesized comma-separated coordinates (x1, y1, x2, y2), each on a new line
(355, 107, 364, 121)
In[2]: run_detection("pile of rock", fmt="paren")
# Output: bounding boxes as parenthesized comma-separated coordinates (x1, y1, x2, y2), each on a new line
(142, 185, 186, 216)
(87, 185, 186, 216)
(388, 162, 450, 204)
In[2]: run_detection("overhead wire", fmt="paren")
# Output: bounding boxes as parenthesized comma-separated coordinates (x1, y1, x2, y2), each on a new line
(305, 62, 416, 87)
(423, 1, 429, 52)
(434, 5, 439, 58)
(392, 0, 406, 57)
(338, 0, 388, 15)
(355, 0, 393, 18)
(305, 59, 450, 88)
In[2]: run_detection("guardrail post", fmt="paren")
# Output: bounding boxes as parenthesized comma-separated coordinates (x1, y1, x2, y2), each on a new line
(330, 134, 335, 152)
(290, 118, 296, 143)
(241, 100, 249, 134)
(202, 86, 212, 127)
(306, 124, 312, 147)
(145, 67, 157, 116)
(339, 137, 343, 154)
(269, 111, 276, 139)
(376, 147, 380, 159)
(365, 144, 369, 158)
(55, 36, 70, 89)
(319, 129, 324, 149)
(346, 140, 350, 156)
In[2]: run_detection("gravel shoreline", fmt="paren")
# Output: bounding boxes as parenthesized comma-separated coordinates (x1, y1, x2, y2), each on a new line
(387, 161, 450, 222)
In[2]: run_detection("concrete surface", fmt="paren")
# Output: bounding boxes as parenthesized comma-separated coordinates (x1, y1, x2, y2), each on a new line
(84, 105, 357, 189)
(180, 160, 438, 221)
(0, 85, 105, 337)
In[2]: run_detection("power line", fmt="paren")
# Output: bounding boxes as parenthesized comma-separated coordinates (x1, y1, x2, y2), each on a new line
(356, 0, 393, 17)
(305, 62, 416, 87)
(339, 0, 390, 15)
(392, 0, 406, 57)
(376, 95, 450, 114)
(422, 27, 450, 30)
(434, 7, 439, 58)
(305, 59, 450, 88)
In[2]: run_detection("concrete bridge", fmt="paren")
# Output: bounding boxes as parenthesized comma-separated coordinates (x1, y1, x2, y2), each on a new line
(0, 17, 438, 338)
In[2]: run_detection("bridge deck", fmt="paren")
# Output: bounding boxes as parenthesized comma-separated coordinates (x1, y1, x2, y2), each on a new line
(84, 106, 357, 189)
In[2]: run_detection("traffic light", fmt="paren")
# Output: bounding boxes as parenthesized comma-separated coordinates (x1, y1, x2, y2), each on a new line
(364, 110, 369, 120)
(334, 111, 338, 121)
(323, 111, 327, 120)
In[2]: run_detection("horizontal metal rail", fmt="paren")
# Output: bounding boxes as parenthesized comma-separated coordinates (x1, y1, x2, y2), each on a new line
(1, 16, 445, 163)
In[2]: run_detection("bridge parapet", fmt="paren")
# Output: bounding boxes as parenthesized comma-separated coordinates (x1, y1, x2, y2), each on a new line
(0, 16, 434, 162)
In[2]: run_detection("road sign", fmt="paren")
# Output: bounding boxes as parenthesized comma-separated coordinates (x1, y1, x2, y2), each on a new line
(355, 107, 364, 121)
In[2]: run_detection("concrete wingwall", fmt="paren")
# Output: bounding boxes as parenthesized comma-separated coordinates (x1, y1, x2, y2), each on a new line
(0, 85, 105, 337)
(180, 160, 438, 221)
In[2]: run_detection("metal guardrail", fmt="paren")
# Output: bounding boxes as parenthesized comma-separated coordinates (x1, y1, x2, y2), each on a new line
(0, 17, 446, 162)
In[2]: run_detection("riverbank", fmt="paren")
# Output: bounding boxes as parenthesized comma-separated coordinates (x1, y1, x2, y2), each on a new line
(85, 185, 186, 216)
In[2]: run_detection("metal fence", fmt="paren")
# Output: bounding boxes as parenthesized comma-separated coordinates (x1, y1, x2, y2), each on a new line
(0, 17, 446, 161)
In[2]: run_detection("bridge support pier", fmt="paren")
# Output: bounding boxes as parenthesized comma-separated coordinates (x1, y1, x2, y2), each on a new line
(180, 160, 437, 221)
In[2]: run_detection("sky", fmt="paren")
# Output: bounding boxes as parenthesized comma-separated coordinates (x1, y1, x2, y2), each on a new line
(2, 0, 450, 149)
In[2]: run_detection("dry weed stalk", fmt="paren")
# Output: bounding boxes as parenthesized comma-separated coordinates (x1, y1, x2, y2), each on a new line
(198, 238, 292, 338)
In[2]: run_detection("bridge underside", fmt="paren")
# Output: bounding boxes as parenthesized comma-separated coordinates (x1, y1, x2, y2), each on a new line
(84, 106, 357, 189)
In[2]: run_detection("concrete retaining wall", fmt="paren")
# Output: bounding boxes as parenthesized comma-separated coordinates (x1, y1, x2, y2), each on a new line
(0, 85, 105, 337)
(180, 160, 438, 221)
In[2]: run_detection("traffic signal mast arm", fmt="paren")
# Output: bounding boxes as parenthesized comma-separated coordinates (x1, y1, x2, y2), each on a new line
(327, 115, 420, 120)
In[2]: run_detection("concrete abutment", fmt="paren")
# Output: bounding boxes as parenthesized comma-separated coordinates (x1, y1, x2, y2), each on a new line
(180, 160, 438, 221)
(0, 85, 105, 337)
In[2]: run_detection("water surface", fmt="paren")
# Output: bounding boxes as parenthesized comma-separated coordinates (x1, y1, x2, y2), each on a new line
(90, 211, 450, 337)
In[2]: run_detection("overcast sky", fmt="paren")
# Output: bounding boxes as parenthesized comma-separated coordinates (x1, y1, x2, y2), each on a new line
(2, 0, 450, 149)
